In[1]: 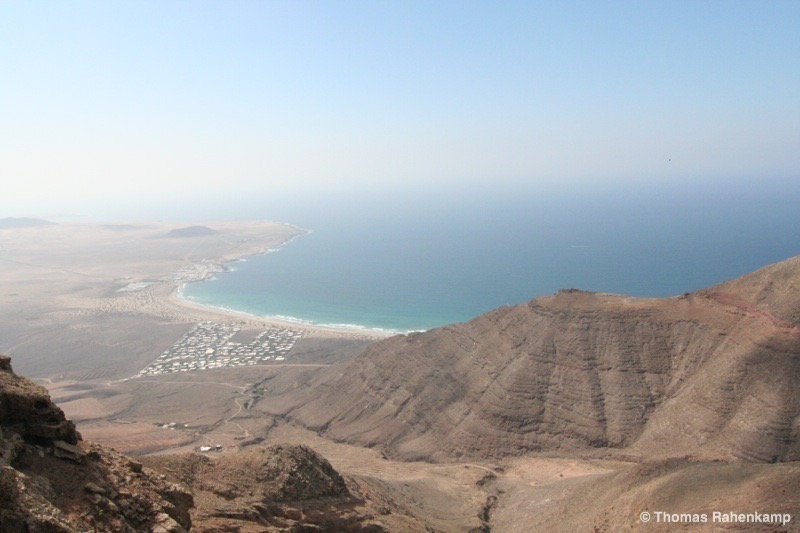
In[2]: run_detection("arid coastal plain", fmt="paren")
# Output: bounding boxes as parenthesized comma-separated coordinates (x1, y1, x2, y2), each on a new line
(3, 219, 800, 532)
(0, 220, 380, 375)
(0, 220, 380, 451)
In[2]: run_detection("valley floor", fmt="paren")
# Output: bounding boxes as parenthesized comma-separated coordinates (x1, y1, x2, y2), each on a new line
(47, 364, 800, 532)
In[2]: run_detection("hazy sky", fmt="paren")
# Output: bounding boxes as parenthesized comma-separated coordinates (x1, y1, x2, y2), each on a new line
(1, 1, 798, 218)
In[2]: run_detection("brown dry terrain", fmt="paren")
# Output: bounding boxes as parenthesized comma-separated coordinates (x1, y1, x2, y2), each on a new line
(0, 221, 377, 449)
(5, 350, 799, 531)
(254, 257, 800, 464)
(2, 221, 800, 531)
(0, 355, 194, 532)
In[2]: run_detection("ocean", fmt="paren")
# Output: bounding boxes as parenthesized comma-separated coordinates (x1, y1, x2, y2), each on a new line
(181, 180, 800, 333)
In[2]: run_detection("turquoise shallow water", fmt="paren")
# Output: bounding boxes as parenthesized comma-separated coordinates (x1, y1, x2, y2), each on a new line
(181, 182, 800, 332)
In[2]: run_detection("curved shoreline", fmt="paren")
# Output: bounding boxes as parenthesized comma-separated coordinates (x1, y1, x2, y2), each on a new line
(164, 226, 398, 339)
(0, 219, 395, 383)
(175, 290, 409, 336)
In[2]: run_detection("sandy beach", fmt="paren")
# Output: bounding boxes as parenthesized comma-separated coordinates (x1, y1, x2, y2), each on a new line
(0, 219, 386, 455)
(0, 220, 386, 382)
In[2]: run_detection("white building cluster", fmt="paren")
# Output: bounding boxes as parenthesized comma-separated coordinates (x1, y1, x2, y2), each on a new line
(135, 322, 302, 377)
(173, 263, 225, 283)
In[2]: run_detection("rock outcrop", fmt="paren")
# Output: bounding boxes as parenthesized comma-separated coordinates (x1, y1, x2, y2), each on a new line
(256, 255, 800, 463)
(0, 355, 79, 447)
(144, 446, 387, 532)
(0, 356, 194, 532)
(0, 355, 392, 532)
(259, 444, 350, 501)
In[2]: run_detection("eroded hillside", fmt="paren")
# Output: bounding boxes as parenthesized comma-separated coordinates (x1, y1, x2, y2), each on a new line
(255, 256, 800, 463)
(0, 355, 192, 532)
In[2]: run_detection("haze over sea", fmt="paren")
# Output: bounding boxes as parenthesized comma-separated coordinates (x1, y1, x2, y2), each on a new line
(180, 180, 800, 333)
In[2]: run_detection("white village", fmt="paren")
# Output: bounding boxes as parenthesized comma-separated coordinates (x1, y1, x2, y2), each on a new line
(134, 322, 302, 377)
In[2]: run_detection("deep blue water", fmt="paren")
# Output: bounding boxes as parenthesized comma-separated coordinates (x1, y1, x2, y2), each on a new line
(181, 180, 800, 332)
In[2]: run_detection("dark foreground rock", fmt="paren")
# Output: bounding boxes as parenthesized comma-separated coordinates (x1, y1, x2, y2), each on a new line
(0, 355, 193, 532)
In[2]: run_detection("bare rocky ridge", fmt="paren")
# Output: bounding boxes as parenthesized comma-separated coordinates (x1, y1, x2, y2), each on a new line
(255, 255, 800, 463)
(143, 446, 390, 532)
(1, 355, 193, 532)
(0, 355, 390, 532)
(0, 355, 80, 447)
(699, 254, 800, 327)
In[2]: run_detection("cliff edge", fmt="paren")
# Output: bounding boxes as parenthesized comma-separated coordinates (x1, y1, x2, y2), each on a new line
(0, 355, 193, 532)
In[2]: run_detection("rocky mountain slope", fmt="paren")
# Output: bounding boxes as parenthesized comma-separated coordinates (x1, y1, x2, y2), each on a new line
(256, 255, 800, 463)
(5, 255, 800, 531)
(0, 355, 398, 532)
(143, 446, 391, 532)
(488, 456, 800, 532)
(0, 355, 193, 532)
